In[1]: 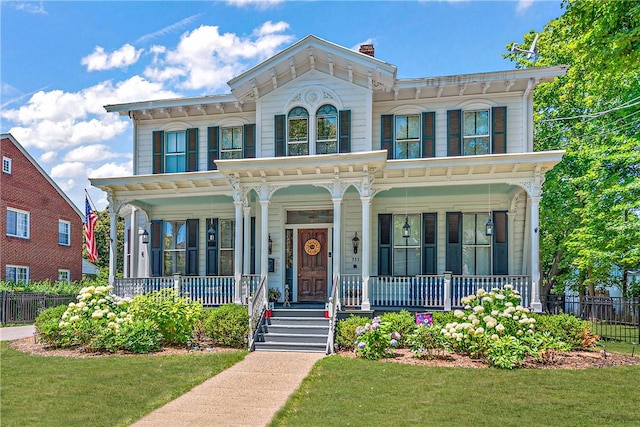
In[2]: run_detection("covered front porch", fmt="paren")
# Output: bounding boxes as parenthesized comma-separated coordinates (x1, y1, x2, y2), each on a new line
(111, 273, 532, 310)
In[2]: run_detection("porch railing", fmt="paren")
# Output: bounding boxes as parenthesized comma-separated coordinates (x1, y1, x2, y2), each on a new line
(339, 274, 531, 309)
(241, 274, 261, 302)
(326, 275, 339, 354)
(248, 276, 267, 351)
(451, 275, 530, 308)
(112, 276, 236, 306)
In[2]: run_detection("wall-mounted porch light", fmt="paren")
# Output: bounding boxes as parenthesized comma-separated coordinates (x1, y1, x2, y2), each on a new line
(352, 232, 360, 254)
(140, 229, 150, 245)
(207, 226, 216, 244)
(268, 234, 273, 254)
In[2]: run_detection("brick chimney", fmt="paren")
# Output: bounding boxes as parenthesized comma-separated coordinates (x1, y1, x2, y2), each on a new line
(359, 44, 374, 57)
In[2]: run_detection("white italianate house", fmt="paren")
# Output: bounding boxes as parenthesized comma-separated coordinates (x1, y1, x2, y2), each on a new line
(91, 35, 566, 352)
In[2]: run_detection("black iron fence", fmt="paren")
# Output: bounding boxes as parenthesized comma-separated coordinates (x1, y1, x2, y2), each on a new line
(541, 295, 640, 343)
(0, 292, 75, 325)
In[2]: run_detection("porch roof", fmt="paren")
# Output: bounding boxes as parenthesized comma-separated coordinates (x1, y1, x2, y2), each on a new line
(90, 150, 564, 207)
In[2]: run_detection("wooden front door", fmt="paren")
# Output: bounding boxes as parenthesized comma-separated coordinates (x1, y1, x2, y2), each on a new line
(297, 229, 328, 301)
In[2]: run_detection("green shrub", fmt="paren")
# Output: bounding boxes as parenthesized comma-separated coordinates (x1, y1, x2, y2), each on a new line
(379, 310, 417, 347)
(35, 305, 68, 346)
(335, 315, 369, 350)
(431, 311, 456, 326)
(532, 313, 597, 349)
(407, 324, 452, 359)
(128, 288, 202, 345)
(115, 320, 163, 353)
(354, 317, 400, 360)
(203, 304, 249, 348)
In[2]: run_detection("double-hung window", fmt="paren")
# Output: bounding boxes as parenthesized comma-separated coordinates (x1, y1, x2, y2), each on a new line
(393, 214, 421, 276)
(463, 110, 490, 155)
(221, 126, 243, 159)
(316, 105, 338, 154)
(462, 213, 492, 275)
(218, 219, 235, 276)
(6, 208, 29, 239)
(58, 220, 70, 246)
(395, 115, 421, 159)
(6, 265, 28, 283)
(58, 270, 70, 282)
(165, 131, 186, 173)
(163, 221, 186, 276)
(2, 157, 11, 174)
(287, 107, 309, 156)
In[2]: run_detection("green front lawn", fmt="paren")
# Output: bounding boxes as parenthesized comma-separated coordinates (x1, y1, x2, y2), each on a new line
(0, 342, 247, 427)
(271, 355, 640, 426)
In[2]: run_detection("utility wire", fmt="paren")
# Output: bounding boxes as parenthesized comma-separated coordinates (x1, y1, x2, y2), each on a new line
(540, 97, 640, 122)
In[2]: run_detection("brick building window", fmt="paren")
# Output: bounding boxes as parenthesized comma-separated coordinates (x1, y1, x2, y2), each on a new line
(6, 265, 29, 283)
(6, 208, 30, 239)
(2, 156, 11, 174)
(58, 270, 70, 282)
(58, 220, 71, 246)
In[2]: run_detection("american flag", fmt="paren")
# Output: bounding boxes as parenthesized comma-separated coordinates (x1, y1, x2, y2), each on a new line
(84, 197, 98, 262)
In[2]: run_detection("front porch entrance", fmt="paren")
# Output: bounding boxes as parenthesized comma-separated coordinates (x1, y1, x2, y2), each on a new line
(297, 228, 328, 302)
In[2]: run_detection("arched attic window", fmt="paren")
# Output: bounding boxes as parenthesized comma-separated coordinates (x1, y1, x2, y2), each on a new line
(316, 104, 338, 154)
(287, 107, 309, 156)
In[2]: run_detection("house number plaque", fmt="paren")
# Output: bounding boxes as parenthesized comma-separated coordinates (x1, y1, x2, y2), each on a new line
(304, 238, 321, 256)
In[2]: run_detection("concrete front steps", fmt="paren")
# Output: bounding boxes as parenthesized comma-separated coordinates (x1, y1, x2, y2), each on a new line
(253, 307, 330, 353)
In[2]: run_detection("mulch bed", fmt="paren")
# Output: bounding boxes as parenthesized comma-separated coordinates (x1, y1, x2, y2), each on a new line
(8, 335, 640, 369)
(336, 347, 640, 369)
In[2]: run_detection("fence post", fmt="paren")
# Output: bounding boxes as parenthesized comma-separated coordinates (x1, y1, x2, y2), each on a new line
(173, 274, 182, 296)
(1, 291, 6, 324)
(444, 272, 452, 311)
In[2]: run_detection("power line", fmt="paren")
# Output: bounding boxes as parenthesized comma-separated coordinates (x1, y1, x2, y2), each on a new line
(540, 97, 640, 122)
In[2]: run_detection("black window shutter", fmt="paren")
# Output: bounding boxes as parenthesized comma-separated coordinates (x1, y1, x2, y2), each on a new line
(422, 213, 437, 274)
(422, 112, 436, 158)
(206, 218, 218, 276)
(244, 124, 256, 158)
(152, 131, 164, 174)
(150, 220, 163, 277)
(339, 110, 351, 153)
(493, 211, 509, 275)
(275, 115, 286, 157)
(207, 126, 219, 170)
(492, 106, 507, 154)
(447, 110, 462, 157)
(381, 115, 394, 159)
(378, 214, 393, 275)
(186, 219, 199, 276)
(186, 128, 198, 172)
(445, 212, 462, 274)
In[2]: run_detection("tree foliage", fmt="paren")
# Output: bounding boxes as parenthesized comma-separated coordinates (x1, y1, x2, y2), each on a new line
(507, 0, 640, 295)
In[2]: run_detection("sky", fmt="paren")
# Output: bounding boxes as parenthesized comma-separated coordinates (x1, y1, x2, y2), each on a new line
(0, 0, 565, 211)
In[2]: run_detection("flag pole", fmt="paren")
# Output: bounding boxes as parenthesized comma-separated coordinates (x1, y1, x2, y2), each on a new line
(85, 189, 98, 212)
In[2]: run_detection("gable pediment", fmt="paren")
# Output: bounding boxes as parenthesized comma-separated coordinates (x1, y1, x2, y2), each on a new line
(228, 35, 397, 104)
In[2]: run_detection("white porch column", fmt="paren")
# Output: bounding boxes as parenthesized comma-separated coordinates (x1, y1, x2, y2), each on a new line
(361, 196, 371, 310)
(332, 197, 342, 287)
(234, 200, 243, 304)
(529, 196, 542, 312)
(130, 207, 139, 278)
(243, 204, 251, 275)
(108, 209, 117, 285)
(260, 200, 269, 287)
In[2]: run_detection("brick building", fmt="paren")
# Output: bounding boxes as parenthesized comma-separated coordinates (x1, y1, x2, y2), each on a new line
(1, 133, 83, 282)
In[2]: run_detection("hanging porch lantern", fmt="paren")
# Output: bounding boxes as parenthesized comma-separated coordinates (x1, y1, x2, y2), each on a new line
(352, 232, 360, 254)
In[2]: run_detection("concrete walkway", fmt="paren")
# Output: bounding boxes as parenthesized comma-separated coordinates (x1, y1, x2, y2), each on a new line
(132, 351, 325, 427)
(0, 325, 35, 341)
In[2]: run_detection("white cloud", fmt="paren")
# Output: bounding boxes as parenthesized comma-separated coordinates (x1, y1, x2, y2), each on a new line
(11, 2, 47, 14)
(226, 0, 284, 10)
(135, 14, 203, 44)
(63, 144, 121, 162)
(89, 161, 133, 178)
(143, 22, 293, 91)
(81, 44, 143, 71)
(516, 0, 534, 13)
(1, 76, 177, 151)
(51, 161, 87, 179)
(39, 151, 57, 164)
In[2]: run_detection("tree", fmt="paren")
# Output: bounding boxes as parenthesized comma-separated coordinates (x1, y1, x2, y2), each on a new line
(507, 0, 640, 296)
(83, 207, 125, 274)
